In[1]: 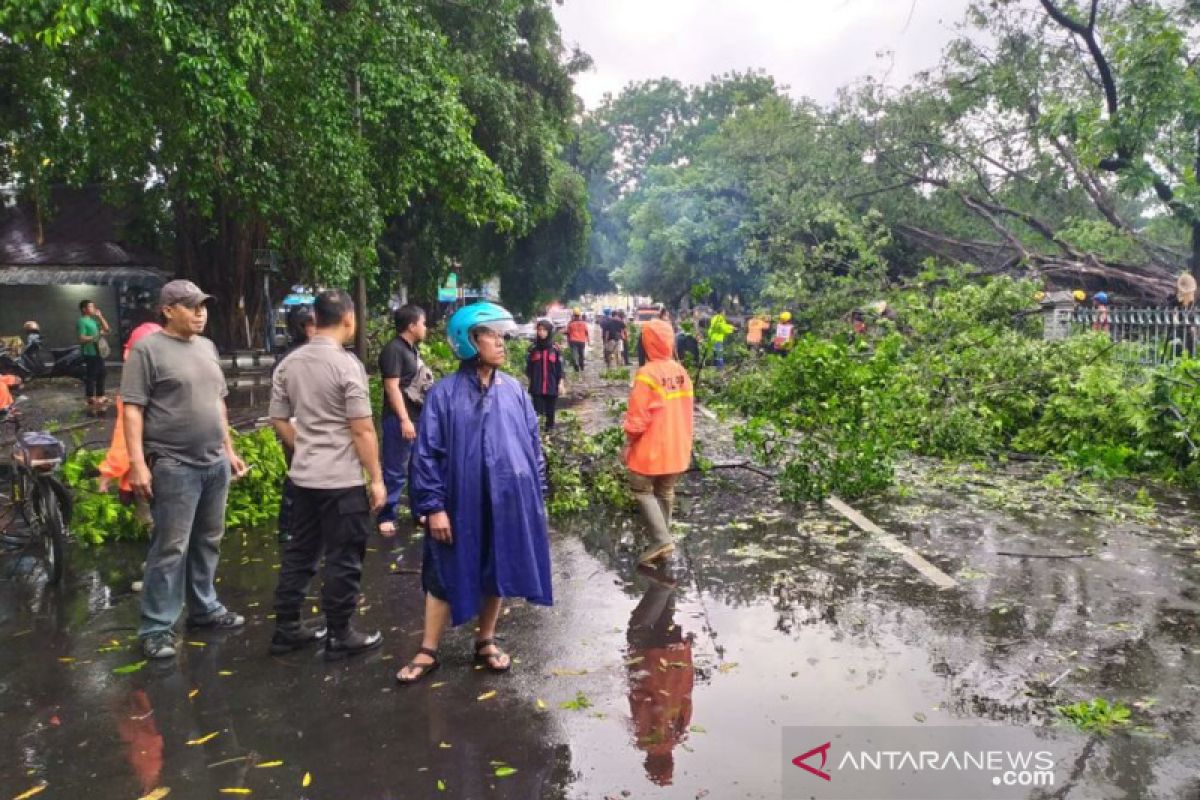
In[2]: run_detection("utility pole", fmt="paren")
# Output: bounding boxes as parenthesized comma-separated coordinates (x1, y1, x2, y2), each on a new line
(353, 72, 369, 359)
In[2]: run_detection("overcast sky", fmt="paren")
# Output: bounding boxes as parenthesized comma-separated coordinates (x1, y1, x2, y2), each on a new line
(554, 0, 977, 108)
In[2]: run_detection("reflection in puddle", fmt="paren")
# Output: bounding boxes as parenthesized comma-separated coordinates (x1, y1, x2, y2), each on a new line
(625, 563, 694, 787)
(0, 461, 1198, 798)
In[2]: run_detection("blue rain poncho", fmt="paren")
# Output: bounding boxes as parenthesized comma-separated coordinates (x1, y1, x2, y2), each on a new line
(410, 365, 553, 626)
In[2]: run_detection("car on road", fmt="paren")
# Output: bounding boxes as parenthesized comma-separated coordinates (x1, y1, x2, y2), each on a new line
(633, 306, 660, 324)
(546, 308, 573, 331)
(508, 320, 537, 341)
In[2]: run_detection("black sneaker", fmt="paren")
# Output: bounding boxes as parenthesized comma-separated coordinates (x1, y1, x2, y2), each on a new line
(269, 621, 329, 655)
(188, 610, 246, 630)
(142, 632, 177, 659)
(324, 628, 383, 661)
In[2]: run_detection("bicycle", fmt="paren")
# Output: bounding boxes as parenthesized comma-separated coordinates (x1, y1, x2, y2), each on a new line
(1, 396, 72, 585)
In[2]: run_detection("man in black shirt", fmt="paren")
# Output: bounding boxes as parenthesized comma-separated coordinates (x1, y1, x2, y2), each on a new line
(614, 310, 631, 366)
(273, 306, 315, 543)
(605, 311, 627, 368)
(596, 311, 612, 345)
(601, 311, 619, 368)
(378, 305, 429, 535)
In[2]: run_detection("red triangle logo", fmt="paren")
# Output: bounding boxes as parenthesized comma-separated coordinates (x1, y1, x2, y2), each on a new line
(792, 741, 832, 782)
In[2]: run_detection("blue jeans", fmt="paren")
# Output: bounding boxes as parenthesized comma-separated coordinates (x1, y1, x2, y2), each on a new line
(139, 457, 231, 638)
(713, 340, 725, 368)
(379, 415, 415, 524)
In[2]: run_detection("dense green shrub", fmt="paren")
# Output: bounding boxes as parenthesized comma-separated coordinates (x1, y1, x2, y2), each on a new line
(715, 276, 1200, 500)
(64, 426, 289, 545)
(543, 413, 631, 516)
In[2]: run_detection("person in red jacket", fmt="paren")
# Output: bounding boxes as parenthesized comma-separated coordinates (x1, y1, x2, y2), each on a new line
(98, 308, 164, 499)
(566, 308, 590, 372)
(623, 319, 694, 564)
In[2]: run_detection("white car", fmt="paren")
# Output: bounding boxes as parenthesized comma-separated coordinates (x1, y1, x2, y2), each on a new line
(508, 321, 537, 341)
(547, 309, 573, 331)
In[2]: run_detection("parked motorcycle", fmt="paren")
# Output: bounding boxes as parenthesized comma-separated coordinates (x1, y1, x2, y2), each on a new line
(0, 337, 86, 382)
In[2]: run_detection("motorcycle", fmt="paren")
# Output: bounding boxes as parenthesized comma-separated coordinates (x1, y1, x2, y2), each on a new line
(0, 336, 87, 382)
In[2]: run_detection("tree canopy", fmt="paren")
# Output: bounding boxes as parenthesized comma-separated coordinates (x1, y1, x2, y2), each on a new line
(1, 0, 589, 343)
(6, 0, 1199, 337)
(578, 0, 1200, 319)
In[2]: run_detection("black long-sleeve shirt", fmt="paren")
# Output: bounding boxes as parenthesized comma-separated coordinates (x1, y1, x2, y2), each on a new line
(526, 342, 565, 397)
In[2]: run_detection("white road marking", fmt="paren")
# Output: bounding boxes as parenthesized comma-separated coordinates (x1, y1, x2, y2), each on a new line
(825, 495, 958, 590)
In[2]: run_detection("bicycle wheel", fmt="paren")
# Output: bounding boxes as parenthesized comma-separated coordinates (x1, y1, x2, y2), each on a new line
(35, 478, 68, 585)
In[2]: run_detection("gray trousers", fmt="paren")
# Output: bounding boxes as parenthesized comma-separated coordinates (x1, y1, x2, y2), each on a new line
(629, 471, 681, 547)
(139, 457, 230, 637)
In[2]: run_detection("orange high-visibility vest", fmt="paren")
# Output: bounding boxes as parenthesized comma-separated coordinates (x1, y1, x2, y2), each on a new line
(746, 317, 770, 345)
(567, 320, 590, 344)
(98, 322, 162, 492)
(0, 375, 18, 412)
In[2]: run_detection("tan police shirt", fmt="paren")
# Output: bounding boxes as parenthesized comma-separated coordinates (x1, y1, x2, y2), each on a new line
(269, 335, 372, 489)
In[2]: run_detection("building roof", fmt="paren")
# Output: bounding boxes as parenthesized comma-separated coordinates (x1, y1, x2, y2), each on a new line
(0, 186, 167, 284)
(0, 265, 167, 286)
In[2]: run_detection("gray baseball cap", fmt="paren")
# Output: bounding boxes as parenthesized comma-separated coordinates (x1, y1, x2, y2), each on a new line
(159, 279, 213, 307)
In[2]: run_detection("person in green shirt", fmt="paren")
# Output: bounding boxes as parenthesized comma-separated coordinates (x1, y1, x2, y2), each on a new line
(78, 299, 111, 409)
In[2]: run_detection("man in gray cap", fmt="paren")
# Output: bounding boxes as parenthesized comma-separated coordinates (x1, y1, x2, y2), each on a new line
(121, 279, 248, 659)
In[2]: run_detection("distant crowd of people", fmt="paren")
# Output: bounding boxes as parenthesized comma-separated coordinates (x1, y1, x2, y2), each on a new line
(555, 304, 799, 379)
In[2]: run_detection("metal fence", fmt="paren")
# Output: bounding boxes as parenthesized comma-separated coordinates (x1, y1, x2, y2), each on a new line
(1069, 307, 1198, 367)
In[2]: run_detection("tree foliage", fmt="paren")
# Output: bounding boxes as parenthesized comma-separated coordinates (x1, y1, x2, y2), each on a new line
(720, 275, 1200, 501)
(575, 72, 781, 304)
(579, 1, 1200, 314)
(376, 0, 592, 317)
(0, 0, 587, 342)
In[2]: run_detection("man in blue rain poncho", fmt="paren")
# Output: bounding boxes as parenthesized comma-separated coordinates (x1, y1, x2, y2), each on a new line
(396, 302, 554, 684)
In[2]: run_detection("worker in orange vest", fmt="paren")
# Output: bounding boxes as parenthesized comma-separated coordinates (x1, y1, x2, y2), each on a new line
(623, 319, 694, 564)
(0, 374, 20, 414)
(566, 308, 590, 372)
(745, 312, 770, 353)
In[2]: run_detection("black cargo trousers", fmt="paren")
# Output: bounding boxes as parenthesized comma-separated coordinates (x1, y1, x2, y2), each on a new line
(273, 484, 371, 634)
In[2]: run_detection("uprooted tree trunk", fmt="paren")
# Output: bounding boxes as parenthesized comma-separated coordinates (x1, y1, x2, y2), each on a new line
(895, 224, 1177, 302)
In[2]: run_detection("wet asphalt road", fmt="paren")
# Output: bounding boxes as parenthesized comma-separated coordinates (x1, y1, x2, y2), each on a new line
(2, 469, 1199, 799)
(1, 350, 1199, 799)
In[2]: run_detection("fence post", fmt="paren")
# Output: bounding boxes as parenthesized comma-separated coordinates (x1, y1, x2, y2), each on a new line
(1042, 291, 1075, 341)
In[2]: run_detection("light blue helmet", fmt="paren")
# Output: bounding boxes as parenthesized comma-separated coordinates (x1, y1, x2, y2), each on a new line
(447, 302, 516, 360)
(1094, 291, 1109, 305)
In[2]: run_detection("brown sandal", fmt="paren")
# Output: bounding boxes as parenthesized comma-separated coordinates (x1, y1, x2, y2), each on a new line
(396, 647, 440, 685)
(474, 638, 511, 673)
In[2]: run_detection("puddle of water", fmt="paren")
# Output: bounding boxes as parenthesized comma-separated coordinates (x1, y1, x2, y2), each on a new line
(0, 457, 1198, 798)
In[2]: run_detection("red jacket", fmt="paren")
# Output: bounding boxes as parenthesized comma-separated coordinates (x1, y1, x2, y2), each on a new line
(624, 320, 694, 475)
(99, 323, 163, 492)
